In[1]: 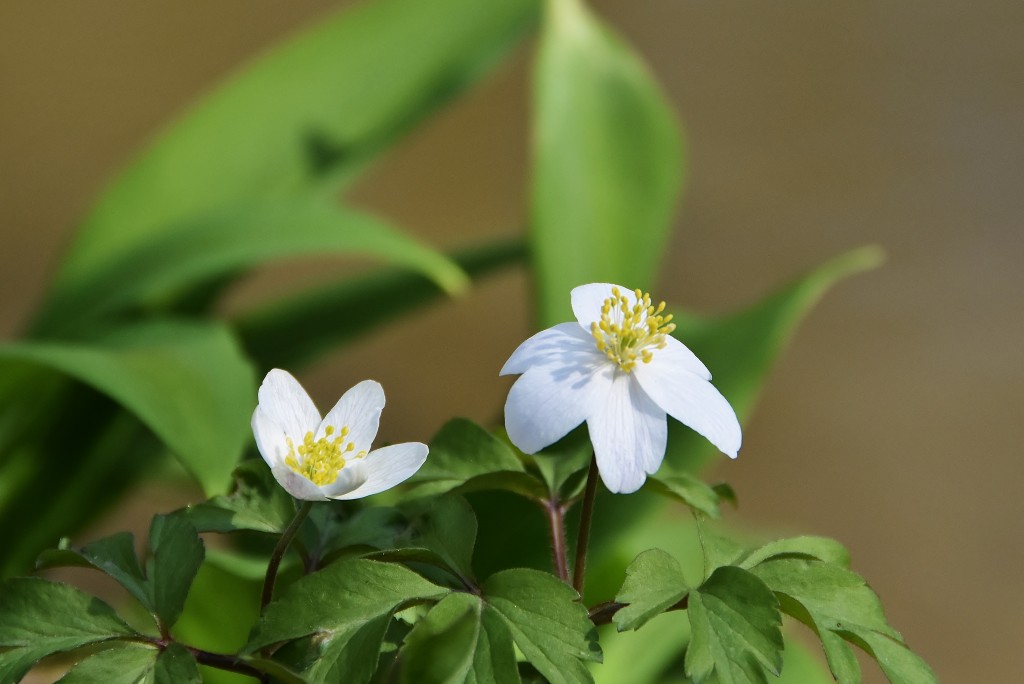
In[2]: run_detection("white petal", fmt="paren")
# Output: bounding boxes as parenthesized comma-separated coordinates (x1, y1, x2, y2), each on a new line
(587, 373, 667, 494)
(257, 369, 321, 441)
(500, 322, 598, 376)
(571, 282, 637, 329)
(504, 358, 608, 454)
(656, 335, 712, 381)
(318, 380, 385, 451)
(252, 406, 291, 468)
(329, 442, 428, 500)
(633, 362, 741, 458)
(270, 466, 328, 501)
(318, 462, 371, 499)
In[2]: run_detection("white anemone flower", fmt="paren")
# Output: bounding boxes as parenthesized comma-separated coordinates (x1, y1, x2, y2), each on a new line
(252, 369, 428, 501)
(501, 283, 741, 494)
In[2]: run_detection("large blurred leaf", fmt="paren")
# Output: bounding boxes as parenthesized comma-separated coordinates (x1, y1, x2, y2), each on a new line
(52, 0, 539, 294)
(531, 0, 683, 325)
(236, 238, 526, 369)
(38, 201, 468, 335)
(663, 246, 885, 473)
(0, 320, 255, 494)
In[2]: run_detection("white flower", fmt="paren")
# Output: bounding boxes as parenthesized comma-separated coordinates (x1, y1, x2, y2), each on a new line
(251, 369, 428, 501)
(501, 283, 741, 494)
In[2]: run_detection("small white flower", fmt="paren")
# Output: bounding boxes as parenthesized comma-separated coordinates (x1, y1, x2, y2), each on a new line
(251, 369, 428, 501)
(501, 283, 741, 494)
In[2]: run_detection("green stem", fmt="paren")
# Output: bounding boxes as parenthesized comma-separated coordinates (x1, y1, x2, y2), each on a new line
(572, 455, 599, 595)
(261, 500, 313, 611)
(545, 495, 571, 583)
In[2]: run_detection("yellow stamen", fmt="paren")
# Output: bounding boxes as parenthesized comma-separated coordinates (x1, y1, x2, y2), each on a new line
(284, 425, 361, 486)
(590, 286, 676, 373)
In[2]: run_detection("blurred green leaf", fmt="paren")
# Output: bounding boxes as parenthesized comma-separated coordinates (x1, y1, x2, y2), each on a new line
(0, 320, 255, 495)
(237, 238, 526, 370)
(518, 425, 593, 500)
(400, 592, 518, 684)
(750, 557, 935, 684)
(483, 568, 601, 684)
(247, 559, 449, 683)
(39, 202, 468, 335)
(613, 549, 689, 632)
(0, 578, 138, 682)
(531, 0, 683, 326)
(663, 246, 885, 473)
(685, 566, 783, 684)
(51, 0, 540, 296)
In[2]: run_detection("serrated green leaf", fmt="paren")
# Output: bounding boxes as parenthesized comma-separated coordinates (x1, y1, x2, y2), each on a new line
(613, 549, 689, 632)
(36, 533, 151, 615)
(0, 578, 138, 682)
(247, 559, 449, 684)
(646, 473, 724, 518)
(695, 518, 747, 577)
(183, 459, 296, 535)
(663, 246, 885, 473)
(740, 536, 851, 569)
(397, 495, 478, 582)
(0, 320, 255, 496)
(531, 0, 683, 326)
(48, 0, 539, 302)
(685, 566, 783, 684)
(750, 557, 935, 684)
(152, 643, 201, 684)
(407, 419, 545, 500)
(40, 202, 468, 334)
(145, 514, 204, 629)
(483, 568, 600, 684)
(58, 643, 160, 683)
(400, 592, 519, 684)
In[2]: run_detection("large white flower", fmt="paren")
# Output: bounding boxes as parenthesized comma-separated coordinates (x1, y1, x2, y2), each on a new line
(252, 370, 428, 501)
(501, 283, 741, 494)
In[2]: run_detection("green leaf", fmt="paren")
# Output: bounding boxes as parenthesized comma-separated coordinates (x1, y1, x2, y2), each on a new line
(664, 246, 885, 473)
(740, 536, 851, 569)
(58, 644, 160, 683)
(397, 495, 478, 582)
(247, 559, 449, 684)
(531, 0, 683, 326)
(519, 425, 593, 500)
(646, 473, 725, 518)
(613, 549, 689, 632)
(483, 568, 600, 684)
(400, 592, 519, 684)
(750, 557, 936, 684)
(407, 419, 545, 500)
(36, 533, 151, 614)
(145, 514, 205, 629)
(236, 238, 526, 370)
(0, 320, 255, 495)
(0, 578, 138, 682)
(153, 644, 202, 684)
(39, 201, 468, 334)
(183, 459, 297, 535)
(685, 566, 783, 684)
(50, 0, 539, 297)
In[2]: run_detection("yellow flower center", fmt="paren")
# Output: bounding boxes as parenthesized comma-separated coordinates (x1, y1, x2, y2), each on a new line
(590, 287, 676, 373)
(285, 425, 366, 486)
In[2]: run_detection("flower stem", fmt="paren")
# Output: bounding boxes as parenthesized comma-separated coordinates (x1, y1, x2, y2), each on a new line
(261, 500, 313, 612)
(545, 495, 571, 583)
(572, 455, 599, 595)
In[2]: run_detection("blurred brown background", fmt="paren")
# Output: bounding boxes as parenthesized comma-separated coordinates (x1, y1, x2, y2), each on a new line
(2, 1, 1022, 681)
